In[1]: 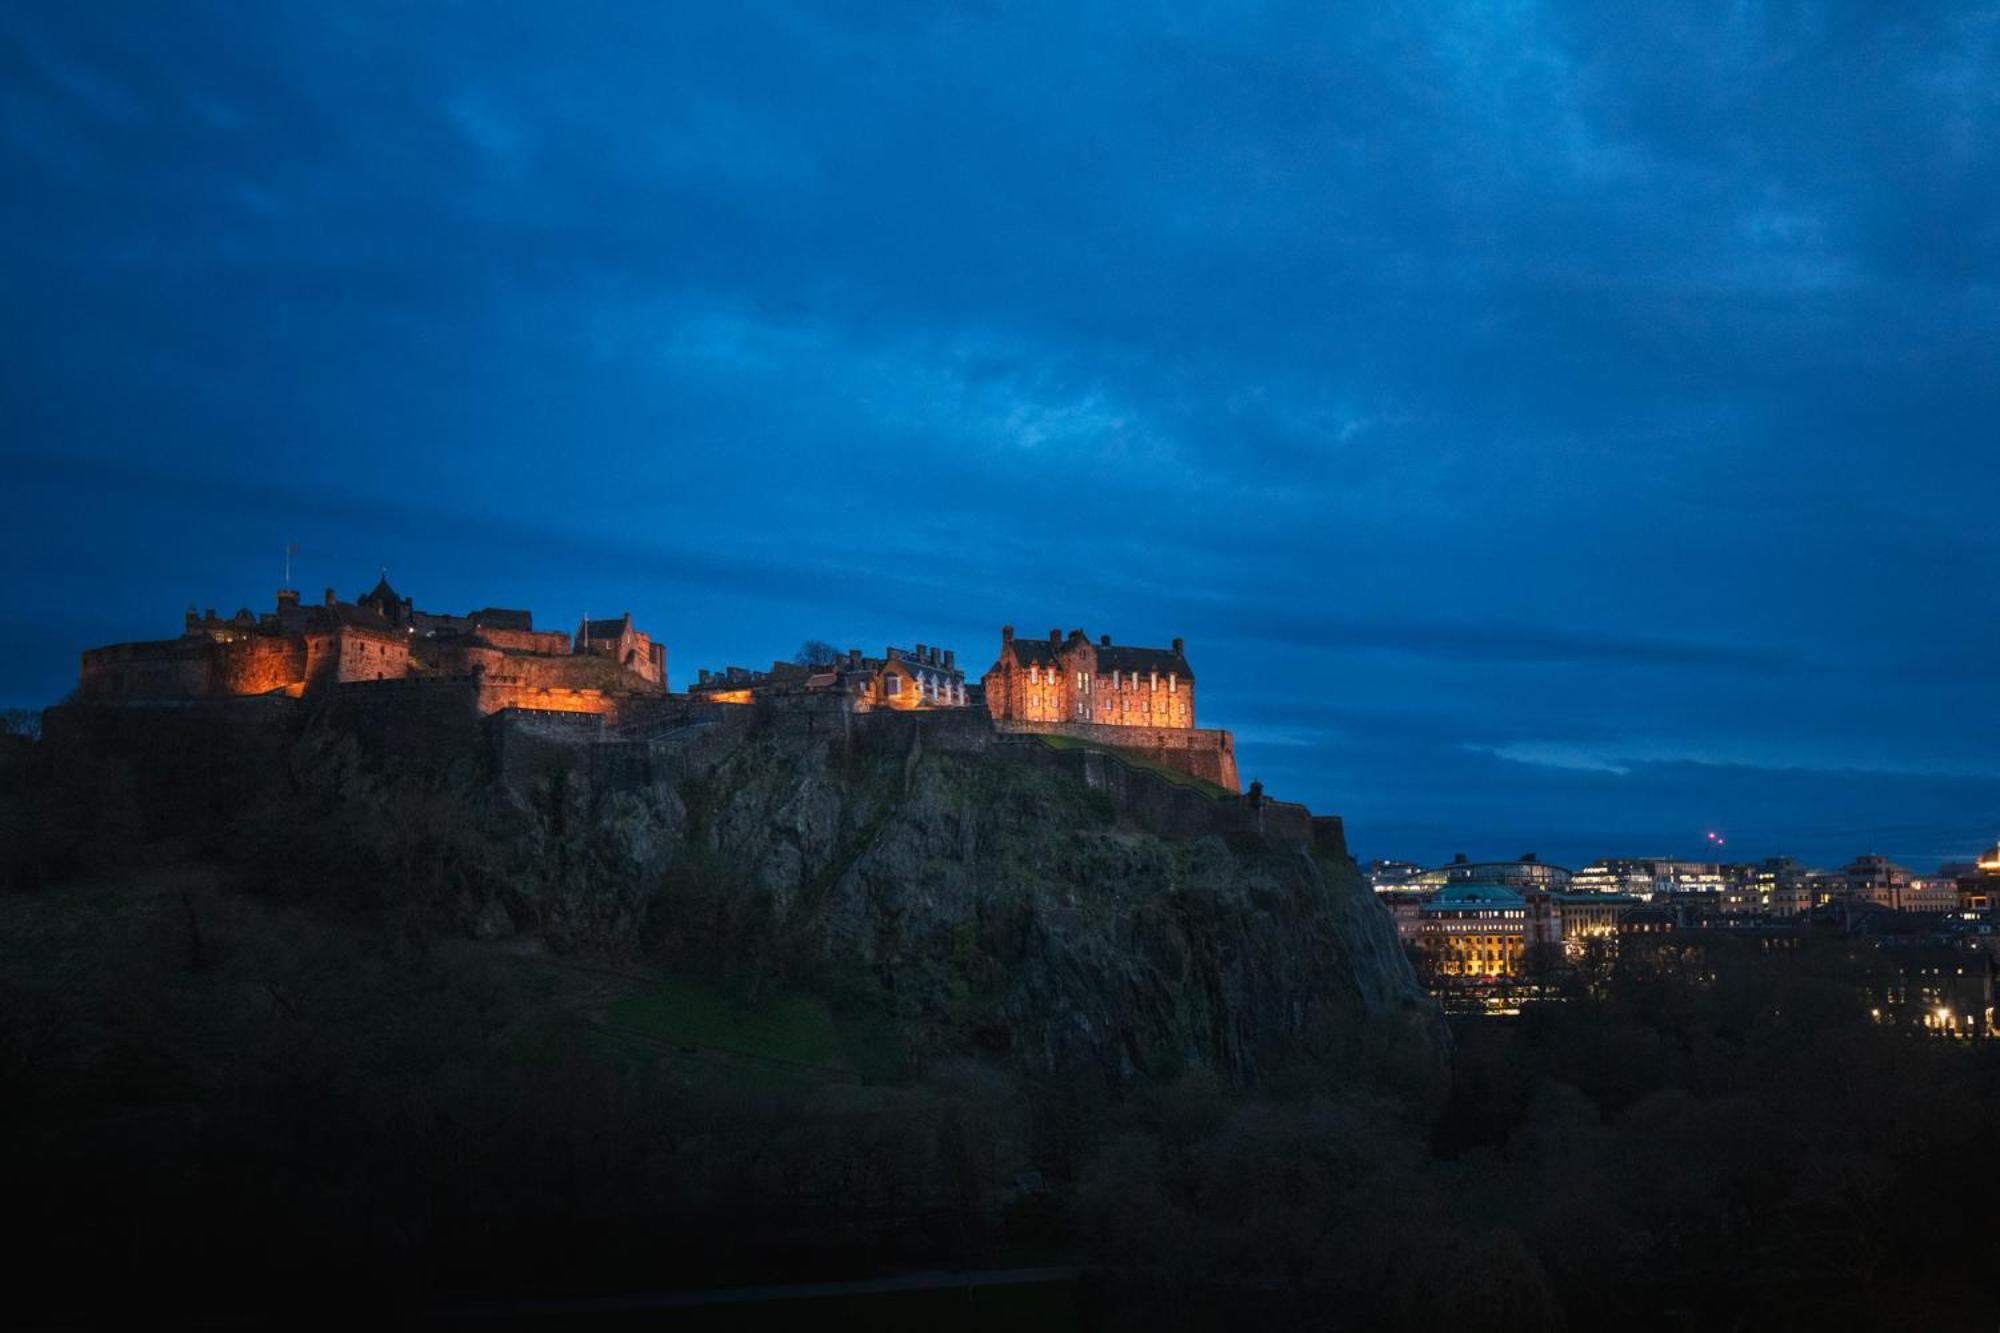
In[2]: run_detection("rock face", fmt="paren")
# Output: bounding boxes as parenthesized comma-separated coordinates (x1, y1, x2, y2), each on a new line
(681, 723, 1443, 1086)
(33, 698, 1445, 1089)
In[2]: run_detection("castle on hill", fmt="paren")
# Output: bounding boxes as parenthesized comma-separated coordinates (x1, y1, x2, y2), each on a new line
(79, 574, 666, 715)
(73, 582, 1235, 789)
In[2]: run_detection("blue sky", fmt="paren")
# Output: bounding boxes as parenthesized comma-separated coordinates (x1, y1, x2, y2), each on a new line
(4, 3, 1998, 869)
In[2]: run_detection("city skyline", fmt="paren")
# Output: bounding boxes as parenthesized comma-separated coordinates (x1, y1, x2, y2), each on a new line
(6, 5, 1999, 869)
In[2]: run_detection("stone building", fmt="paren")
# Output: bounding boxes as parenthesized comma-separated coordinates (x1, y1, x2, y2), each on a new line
(78, 576, 668, 716)
(689, 643, 972, 711)
(978, 625, 1236, 791)
(983, 626, 1195, 728)
(577, 613, 667, 689)
(81, 586, 411, 702)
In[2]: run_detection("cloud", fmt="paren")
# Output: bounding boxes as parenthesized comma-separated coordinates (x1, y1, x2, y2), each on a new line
(4, 1, 1999, 869)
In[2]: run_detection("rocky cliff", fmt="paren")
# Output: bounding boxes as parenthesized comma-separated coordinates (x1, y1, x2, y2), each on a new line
(649, 721, 1444, 1087)
(27, 700, 1445, 1091)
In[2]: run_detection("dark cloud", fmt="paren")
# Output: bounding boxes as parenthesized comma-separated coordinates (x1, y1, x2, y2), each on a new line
(4, 1, 1998, 868)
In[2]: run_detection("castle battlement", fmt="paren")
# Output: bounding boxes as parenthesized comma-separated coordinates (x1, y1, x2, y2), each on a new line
(78, 576, 668, 714)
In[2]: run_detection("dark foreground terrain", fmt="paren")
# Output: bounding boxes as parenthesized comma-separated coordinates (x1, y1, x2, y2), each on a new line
(2, 713, 1995, 1329)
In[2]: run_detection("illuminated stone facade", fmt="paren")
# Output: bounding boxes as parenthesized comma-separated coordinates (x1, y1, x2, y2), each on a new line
(577, 613, 667, 689)
(983, 627, 1195, 729)
(979, 625, 1236, 790)
(689, 644, 970, 710)
(78, 576, 667, 716)
(1414, 884, 1528, 979)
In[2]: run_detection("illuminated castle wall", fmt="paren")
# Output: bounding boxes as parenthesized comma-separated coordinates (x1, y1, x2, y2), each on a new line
(981, 626, 1236, 791)
(78, 576, 667, 716)
(983, 627, 1195, 729)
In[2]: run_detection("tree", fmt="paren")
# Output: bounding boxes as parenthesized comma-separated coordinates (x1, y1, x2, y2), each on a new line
(793, 639, 839, 666)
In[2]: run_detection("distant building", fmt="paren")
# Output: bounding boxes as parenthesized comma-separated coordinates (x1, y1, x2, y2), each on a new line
(1956, 845, 2000, 914)
(1719, 857, 1818, 916)
(1902, 877, 1962, 913)
(1413, 882, 1529, 980)
(1410, 852, 1571, 892)
(1365, 859, 1424, 892)
(1570, 858, 1723, 901)
(1839, 853, 1915, 909)
(1527, 891, 1641, 959)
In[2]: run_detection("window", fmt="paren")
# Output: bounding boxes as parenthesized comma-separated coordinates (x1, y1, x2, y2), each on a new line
(887, 676, 901, 696)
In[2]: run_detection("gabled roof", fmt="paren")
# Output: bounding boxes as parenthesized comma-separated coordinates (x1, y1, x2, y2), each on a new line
(1095, 644, 1191, 679)
(313, 601, 400, 635)
(1000, 636, 1193, 680)
(581, 617, 630, 639)
(470, 608, 532, 630)
(362, 575, 402, 608)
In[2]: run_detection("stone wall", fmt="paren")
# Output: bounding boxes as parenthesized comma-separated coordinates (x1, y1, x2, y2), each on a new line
(474, 627, 572, 655)
(991, 734, 1344, 857)
(995, 719, 1239, 791)
(491, 708, 610, 790)
(80, 629, 406, 702)
(79, 640, 216, 701)
(213, 636, 309, 696)
(40, 696, 302, 839)
(323, 678, 486, 771)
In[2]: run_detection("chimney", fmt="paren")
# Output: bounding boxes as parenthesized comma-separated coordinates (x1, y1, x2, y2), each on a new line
(943, 649, 954, 670)
(916, 643, 926, 662)
(1050, 629, 1062, 645)
(699, 668, 710, 684)
(1453, 852, 1469, 864)
(275, 590, 299, 611)
(1100, 633, 1111, 647)
(324, 587, 336, 607)
(204, 607, 217, 621)
(928, 646, 940, 665)
(1172, 637, 1185, 656)
(1001, 625, 1014, 644)
(848, 648, 861, 667)
(1521, 852, 1538, 863)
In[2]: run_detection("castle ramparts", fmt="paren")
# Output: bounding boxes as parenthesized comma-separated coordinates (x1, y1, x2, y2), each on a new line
(64, 586, 1316, 835)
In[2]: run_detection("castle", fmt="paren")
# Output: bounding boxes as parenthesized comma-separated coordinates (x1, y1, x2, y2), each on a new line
(689, 644, 970, 709)
(74, 587, 1235, 790)
(980, 626, 1234, 790)
(983, 626, 1195, 728)
(79, 575, 667, 716)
